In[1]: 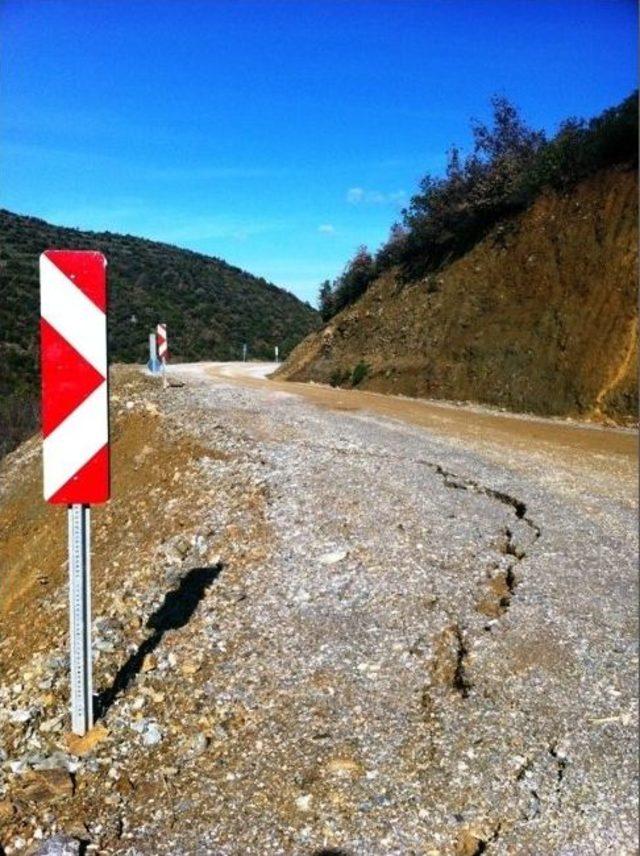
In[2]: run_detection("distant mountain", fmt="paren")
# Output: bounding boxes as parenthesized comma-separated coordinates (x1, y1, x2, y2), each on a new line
(0, 210, 319, 456)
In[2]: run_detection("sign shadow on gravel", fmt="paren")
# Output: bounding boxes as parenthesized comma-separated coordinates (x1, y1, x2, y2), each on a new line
(96, 564, 222, 718)
(313, 850, 352, 856)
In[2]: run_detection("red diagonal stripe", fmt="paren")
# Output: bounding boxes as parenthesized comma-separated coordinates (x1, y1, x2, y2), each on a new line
(44, 250, 107, 311)
(48, 444, 110, 504)
(40, 319, 105, 437)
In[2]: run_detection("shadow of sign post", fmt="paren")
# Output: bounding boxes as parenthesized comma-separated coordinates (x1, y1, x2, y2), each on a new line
(96, 564, 222, 718)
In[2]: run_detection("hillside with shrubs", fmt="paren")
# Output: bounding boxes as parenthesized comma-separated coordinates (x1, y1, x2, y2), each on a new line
(317, 93, 637, 320)
(0, 214, 319, 457)
(279, 93, 638, 423)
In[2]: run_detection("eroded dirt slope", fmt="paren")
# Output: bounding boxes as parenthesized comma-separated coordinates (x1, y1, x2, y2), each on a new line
(278, 169, 638, 423)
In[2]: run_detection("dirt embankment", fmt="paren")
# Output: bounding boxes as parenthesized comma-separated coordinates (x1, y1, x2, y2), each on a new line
(0, 368, 271, 853)
(278, 168, 638, 424)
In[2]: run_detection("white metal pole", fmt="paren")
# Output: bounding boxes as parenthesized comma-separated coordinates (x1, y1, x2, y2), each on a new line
(162, 356, 168, 389)
(83, 506, 93, 725)
(149, 333, 159, 374)
(68, 504, 93, 735)
(275, 345, 279, 363)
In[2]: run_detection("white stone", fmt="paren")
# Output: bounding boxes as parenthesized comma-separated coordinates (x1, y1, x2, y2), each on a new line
(319, 550, 347, 565)
(295, 794, 313, 812)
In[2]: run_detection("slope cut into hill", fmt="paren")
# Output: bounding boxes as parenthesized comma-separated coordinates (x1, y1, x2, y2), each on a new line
(277, 168, 638, 424)
(0, 209, 319, 456)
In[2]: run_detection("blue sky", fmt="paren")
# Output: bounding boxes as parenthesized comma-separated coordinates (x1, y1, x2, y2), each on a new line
(2, 0, 636, 305)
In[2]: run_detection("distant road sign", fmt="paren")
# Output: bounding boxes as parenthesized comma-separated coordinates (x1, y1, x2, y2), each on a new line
(157, 323, 168, 361)
(157, 323, 168, 389)
(40, 250, 110, 504)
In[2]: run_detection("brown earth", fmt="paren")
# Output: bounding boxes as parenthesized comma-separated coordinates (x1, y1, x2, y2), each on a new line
(277, 168, 638, 424)
(0, 378, 218, 678)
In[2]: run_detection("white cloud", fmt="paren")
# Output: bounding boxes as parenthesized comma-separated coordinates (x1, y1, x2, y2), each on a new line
(346, 187, 365, 204)
(318, 224, 335, 234)
(346, 187, 406, 206)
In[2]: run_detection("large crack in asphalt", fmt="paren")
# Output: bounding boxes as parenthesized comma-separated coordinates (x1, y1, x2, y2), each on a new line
(286, 436, 543, 713)
(429, 461, 541, 541)
(304, 439, 543, 610)
(419, 458, 541, 718)
(282, 434, 543, 627)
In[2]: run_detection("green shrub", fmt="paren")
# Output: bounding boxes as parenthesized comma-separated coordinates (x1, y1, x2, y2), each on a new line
(351, 361, 369, 387)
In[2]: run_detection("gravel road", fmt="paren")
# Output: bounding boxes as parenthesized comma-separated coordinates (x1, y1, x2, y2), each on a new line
(161, 362, 638, 855)
(1, 362, 636, 855)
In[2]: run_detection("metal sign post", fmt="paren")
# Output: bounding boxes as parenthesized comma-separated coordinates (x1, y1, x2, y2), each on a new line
(242, 343, 247, 362)
(40, 250, 110, 736)
(68, 504, 93, 734)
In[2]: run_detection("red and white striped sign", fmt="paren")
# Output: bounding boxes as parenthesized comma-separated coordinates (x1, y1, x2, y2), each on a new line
(39, 251, 110, 504)
(156, 323, 168, 360)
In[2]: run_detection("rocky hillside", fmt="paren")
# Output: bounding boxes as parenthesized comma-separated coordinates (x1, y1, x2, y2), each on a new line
(277, 168, 638, 424)
(0, 210, 319, 456)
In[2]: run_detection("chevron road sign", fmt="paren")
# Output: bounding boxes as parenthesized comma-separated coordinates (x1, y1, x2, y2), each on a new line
(157, 323, 168, 388)
(40, 249, 110, 735)
(156, 322, 168, 361)
(40, 251, 109, 503)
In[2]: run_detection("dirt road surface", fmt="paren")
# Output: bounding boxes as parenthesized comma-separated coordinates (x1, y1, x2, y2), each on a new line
(0, 362, 637, 855)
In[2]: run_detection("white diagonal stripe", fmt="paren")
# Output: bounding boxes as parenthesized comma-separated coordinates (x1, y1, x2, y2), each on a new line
(43, 382, 108, 500)
(40, 254, 107, 376)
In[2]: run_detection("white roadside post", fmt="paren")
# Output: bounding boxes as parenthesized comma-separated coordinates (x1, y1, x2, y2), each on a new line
(40, 250, 110, 736)
(157, 323, 168, 389)
(148, 331, 161, 374)
(274, 345, 279, 363)
(242, 343, 247, 362)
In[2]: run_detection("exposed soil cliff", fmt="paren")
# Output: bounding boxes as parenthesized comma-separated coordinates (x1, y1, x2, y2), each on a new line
(277, 169, 638, 423)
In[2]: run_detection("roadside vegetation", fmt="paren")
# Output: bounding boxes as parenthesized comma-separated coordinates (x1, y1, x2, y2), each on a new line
(319, 92, 638, 319)
(328, 361, 370, 389)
